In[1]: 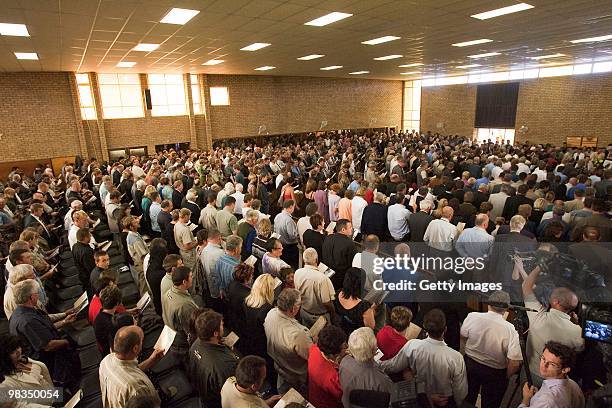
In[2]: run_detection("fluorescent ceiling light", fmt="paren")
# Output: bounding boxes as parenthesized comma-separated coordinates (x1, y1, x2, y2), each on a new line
(160, 8, 200, 25)
(398, 63, 424, 67)
(362, 36, 401, 45)
(240, 43, 270, 51)
(297, 54, 324, 60)
(0, 23, 29, 36)
(529, 53, 565, 60)
(320, 65, 343, 70)
(202, 59, 224, 65)
(456, 63, 481, 68)
(133, 43, 159, 52)
(570, 34, 612, 44)
(373, 54, 402, 60)
(400, 71, 420, 75)
(468, 52, 501, 58)
(471, 3, 534, 20)
(349, 71, 369, 74)
(304, 12, 352, 27)
(116, 61, 136, 67)
(452, 38, 493, 47)
(14, 52, 38, 60)
(254, 66, 275, 71)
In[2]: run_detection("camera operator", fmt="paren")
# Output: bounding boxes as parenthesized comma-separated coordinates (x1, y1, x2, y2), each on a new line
(519, 252, 584, 387)
(519, 341, 584, 408)
(460, 290, 522, 408)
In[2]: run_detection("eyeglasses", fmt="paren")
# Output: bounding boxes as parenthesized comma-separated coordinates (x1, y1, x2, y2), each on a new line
(539, 353, 561, 370)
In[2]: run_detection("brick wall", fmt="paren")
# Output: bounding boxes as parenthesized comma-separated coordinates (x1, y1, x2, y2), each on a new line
(420, 84, 477, 137)
(102, 116, 192, 153)
(420, 74, 612, 146)
(207, 75, 403, 139)
(0, 72, 83, 161)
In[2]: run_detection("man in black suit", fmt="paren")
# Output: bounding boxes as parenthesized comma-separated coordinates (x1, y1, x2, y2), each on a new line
(24, 203, 57, 246)
(322, 219, 358, 289)
(181, 189, 201, 226)
(472, 184, 490, 210)
(172, 180, 185, 211)
(72, 227, 96, 295)
(502, 184, 534, 221)
(489, 215, 536, 301)
(360, 192, 389, 239)
(408, 200, 434, 242)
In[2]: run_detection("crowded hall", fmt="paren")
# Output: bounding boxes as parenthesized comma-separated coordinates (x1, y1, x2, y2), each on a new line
(1, 1, 612, 408)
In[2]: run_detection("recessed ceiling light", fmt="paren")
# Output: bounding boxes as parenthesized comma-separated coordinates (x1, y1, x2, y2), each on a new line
(240, 43, 271, 51)
(116, 61, 136, 67)
(570, 34, 612, 44)
(398, 63, 424, 67)
(362, 36, 401, 45)
(349, 71, 369, 74)
(400, 71, 420, 75)
(297, 54, 324, 60)
(452, 39, 493, 47)
(304, 12, 352, 27)
(529, 53, 566, 60)
(373, 55, 403, 61)
(468, 52, 501, 59)
(320, 65, 343, 70)
(14, 52, 38, 60)
(133, 43, 159, 52)
(202, 59, 224, 65)
(471, 3, 534, 20)
(0, 23, 29, 36)
(160, 8, 200, 25)
(456, 63, 481, 69)
(254, 66, 275, 71)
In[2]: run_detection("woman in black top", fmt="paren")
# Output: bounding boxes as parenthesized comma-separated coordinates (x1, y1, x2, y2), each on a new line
(227, 264, 254, 345)
(333, 267, 375, 335)
(302, 213, 327, 262)
(145, 238, 168, 316)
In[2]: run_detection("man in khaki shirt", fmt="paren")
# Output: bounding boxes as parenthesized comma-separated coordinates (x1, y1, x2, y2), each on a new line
(294, 248, 335, 327)
(162, 266, 198, 362)
(221, 355, 281, 408)
(174, 208, 197, 269)
(264, 288, 313, 394)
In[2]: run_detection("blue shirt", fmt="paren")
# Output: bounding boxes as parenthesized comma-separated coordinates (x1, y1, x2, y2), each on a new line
(149, 202, 162, 232)
(213, 254, 240, 296)
(348, 180, 361, 192)
(455, 227, 494, 259)
(9, 306, 60, 360)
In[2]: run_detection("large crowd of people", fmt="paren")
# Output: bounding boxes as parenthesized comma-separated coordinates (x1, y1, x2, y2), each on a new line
(0, 129, 611, 408)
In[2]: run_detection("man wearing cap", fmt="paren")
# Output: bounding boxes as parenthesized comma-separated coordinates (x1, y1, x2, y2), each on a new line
(460, 290, 522, 408)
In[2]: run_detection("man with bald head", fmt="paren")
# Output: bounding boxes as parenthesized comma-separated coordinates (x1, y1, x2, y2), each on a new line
(99, 325, 161, 408)
(521, 257, 584, 386)
(424, 206, 457, 253)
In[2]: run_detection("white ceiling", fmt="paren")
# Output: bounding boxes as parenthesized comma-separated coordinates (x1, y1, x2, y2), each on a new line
(1, 0, 612, 80)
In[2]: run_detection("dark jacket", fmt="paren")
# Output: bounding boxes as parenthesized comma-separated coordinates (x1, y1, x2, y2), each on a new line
(502, 194, 534, 221)
(360, 203, 389, 238)
(408, 211, 434, 242)
(322, 233, 357, 288)
(303, 229, 326, 262)
(72, 241, 95, 291)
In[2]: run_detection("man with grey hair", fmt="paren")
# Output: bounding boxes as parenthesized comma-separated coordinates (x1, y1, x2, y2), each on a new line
(456, 213, 494, 260)
(294, 247, 335, 327)
(408, 199, 434, 242)
(424, 206, 457, 253)
(64, 199, 83, 231)
(488, 183, 511, 220)
(9, 279, 80, 392)
(339, 327, 393, 408)
(237, 209, 259, 260)
(182, 189, 201, 226)
(212, 235, 242, 298)
(360, 192, 389, 239)
(230, 183, 245, 218)
(460, 290, 522, 407)
(264, 288, 312, 394)
(4, 264, 38, 319)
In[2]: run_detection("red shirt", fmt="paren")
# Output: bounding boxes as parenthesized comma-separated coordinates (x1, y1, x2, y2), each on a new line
(308, 344, 343, 408)
(88, 295, 126, 324)
(376, 325, 407, 361)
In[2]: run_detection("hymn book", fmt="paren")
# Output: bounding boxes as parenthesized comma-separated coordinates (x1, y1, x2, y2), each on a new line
(154, 326, 176, 354)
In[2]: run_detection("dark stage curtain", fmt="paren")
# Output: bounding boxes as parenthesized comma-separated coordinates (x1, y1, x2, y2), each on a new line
(475, 82, 519, 128)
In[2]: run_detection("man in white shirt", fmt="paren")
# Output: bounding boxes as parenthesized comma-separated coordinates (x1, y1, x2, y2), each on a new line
(351, 187, 368, 234)
(387, 193, 411, 241)
(230, 183, 245, 218)
(381, 309, 467, 407)
(521, 258, 584, 387)
(201, 229, 225, 307)
(488, 184, 511, 220)
(460, 290, 522, 407)
(68, 210, 97, 249)
(423, 206, 457, 252)
(293, 248, 335, 327)
(64, 200, 83, 232)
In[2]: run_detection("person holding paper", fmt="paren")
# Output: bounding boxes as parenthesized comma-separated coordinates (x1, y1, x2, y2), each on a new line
(188, 311, 239, 408)
(99, 326, 161, 408)
(273, 200, 300, 269)
(264, 288, 313, 395)
(261, 238, 291, 277)
(227, 264, 254, 344)
(125, 216, 150, 296)
(322, 219, 358, 289)
(303, 213, 327, 264)
(294, 248, 335, 328)
(221, 355, 281, 408)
